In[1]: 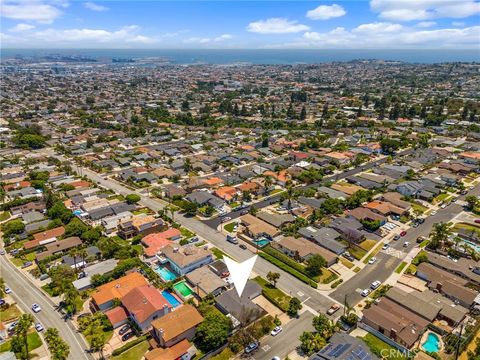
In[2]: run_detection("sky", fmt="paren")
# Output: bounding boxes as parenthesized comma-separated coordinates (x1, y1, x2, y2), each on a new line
(1, 0, 479, 49)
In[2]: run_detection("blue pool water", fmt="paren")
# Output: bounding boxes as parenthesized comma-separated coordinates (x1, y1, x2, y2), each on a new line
(155, 266, 177, 282)
(73, 210, 82, 215)
(422, 333, 441, 353)
(161, 290, 181, 307)
(254, 237, 271, 248)
(461, 239, 480, 254)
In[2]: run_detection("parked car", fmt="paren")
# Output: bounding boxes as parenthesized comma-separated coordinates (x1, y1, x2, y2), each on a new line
(31, 303, 41, 313)
(221, 217, 231, 223)
(240, 210, 249, 215)
(7, 322, 17, 332)
(226, 235, 238, 244)
(39, 274, 49, 281)
(0, 249, 5, 255)
(239, 244, 247, 250)
(342, 252, 355, 261)
(431, 210, 437, 215)
(393, 235, 400, 241)
(475, 219, 480, 224)
(371, 281, 381, 290)
(244, 341, 260, 354)
(400, 231, 407, 237)
(22, 261, 33, 268)
(271, 326, 282, 336)
(460, 190, 468, 195)
(327, 303, 340, 315)
(272, 357, 281, 360)
(416, 236, 427, 243)
(121, 332, 135, 341)
(368, 257, 377, 265)
(10, 249, 19, 256)
(382, 244, 389, 250)
(35, 322, 44, 332)
(0, 299, 5, 306)
(5, 287, 12, 294)
(361, 289, 371, 297)
(403, 241, 410, 247)
(119, 324, 130, 335)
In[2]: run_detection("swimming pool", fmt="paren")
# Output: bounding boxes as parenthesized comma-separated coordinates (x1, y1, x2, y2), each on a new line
(161, 290, 181, 307)
(155, 266, 177, 282)
(461, 239, 480, 254)
(422, 332, 441, 353)
(254, 237, 270, 248)
(173, 281, 194, 299)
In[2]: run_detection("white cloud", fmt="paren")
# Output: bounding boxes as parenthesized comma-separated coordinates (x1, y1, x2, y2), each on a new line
(416, 21, 436, 28)
(184, 33, 233, 44)
(246, 18, 310, 34)
(306, 4, 346, 20)
(83, 2, 108, 12)
(452, 21, 466, 27)
(299, 23, 480, 48)
(1, 1, 63, 23)
(9, 23, 35, 31)
(370, 0, 480, 21)
(214, 34, 232, 41)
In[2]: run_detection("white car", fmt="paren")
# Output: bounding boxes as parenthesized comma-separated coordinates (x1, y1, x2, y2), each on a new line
(403, 241, 410, 248)
(271, 326, 282, 336)
(35, 322, 44, 332)
(431, 210, 437, 215)
(368, 257, 377, 265)
(361, 289, 371, 297)
(32, 303, 41, 313)
(272, 357, 281, 360)
(7, 322, 17, 332)
(382, 244, 389, 250)
(5, 287, 12, 294)
(371, 281, 381, 290)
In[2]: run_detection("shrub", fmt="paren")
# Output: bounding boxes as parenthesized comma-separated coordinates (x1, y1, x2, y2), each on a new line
(330, 279, 343, 288)
(111, 335, 148, 356)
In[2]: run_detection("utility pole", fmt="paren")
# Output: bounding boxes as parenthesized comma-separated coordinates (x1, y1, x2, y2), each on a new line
(454, 323, 464, 360)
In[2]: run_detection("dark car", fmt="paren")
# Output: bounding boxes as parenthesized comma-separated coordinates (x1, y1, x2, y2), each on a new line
(342, 252, 355, 261)
(22, 261, 33, 268)
(240, 210, 249, 215)
(239, 244, 247, 250)
(121, 332, 135, 341)
(244, 341, 260, 354)
(119, 324, 130, 335)
(475, 219, 480, 224)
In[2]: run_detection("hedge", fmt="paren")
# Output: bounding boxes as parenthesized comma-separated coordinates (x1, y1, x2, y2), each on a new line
(262, 290, 289, 312)
(258, 252, 317, 288)
(330, 279, 343, 288)
(111, 335, 148, 356)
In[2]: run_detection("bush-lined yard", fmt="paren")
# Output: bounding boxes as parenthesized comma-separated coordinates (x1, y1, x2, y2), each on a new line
(253, 276, 291, 312)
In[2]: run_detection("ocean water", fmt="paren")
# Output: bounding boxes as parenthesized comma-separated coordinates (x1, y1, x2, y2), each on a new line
(1, 49, 479, 64)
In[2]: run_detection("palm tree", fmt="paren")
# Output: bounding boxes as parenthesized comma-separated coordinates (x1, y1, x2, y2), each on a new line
(169, 206, 175, 222)
(68, 248, 80, 274)
(429, 222, 451, 250)
(16, 314, 34, 359)
(286, 185, 295, 212)
(263, 175, 273, 195)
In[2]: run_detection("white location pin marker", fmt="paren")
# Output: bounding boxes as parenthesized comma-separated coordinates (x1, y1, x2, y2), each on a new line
(224, 255, 258, 298)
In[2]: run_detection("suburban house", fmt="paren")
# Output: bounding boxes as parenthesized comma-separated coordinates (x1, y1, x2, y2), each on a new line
(309, 333, 379, 360)
(161, 244, 213, 276)
(364, 200, 408, 217)
(118, 214, 165, 239)
(272, 236, 337, 267)
(347, 207, 387, 225)
(185, 266, 228, 298)
(121, 285, 172, 332)
(24, 226, 65, 250)
(35, 237, 83, 262)
(240, 214, 280, 239)
(151, 304, 204, 348)
(141, 228, 182, 258)
(215, 281, 264, 324)
(91, 272, 149, 311)
(298, 226, 346, 255)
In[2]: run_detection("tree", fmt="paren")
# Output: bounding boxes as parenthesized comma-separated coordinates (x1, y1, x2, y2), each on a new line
(300, 331, 326, 356)
(45, 328, 70, 360)
(429, 222, 451, 250)
(47, 201, 73, 224)
(64, 217, 88, 237)
(312, 314, 334, 339)
(181, 201, 198, 216)
(287, 297, 302, 317)
(405, 168, 416, 180)
(13, 314, 34, 359)
(305, 254, 326, 277)
(2, 219, 25, 237)
(195, 309, 232, 352)
(125, 193, 141, 204)
(465, 195, 478, 210)
(266, 271, 280, 287)
(300, 106, 307, 120)
(263, 175, 273, 195)
(380, 138, 401, 155)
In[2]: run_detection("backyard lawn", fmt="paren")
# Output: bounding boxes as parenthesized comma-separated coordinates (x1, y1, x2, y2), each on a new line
(11, 252, 37, 267)
(112, 340, 150, 360)
(360, 333, 407, 360)
(346, 245, 367, 260)
(410, 202, 428, 215)
(433, 193, 450, 204)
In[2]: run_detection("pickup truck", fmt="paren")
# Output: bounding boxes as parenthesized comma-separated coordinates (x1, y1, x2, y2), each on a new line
(226, 235, 238, 244)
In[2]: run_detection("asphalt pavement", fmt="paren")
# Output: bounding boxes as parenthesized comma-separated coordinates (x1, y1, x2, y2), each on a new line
(330, 183, 480, 305)
(0, 255, 90, 359)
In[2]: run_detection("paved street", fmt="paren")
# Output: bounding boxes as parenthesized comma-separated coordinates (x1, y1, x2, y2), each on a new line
(0, 254, 90, 359)
(330, 183, 480, 305)
(252, 312, 314, 360)
(203, 149, 414, 229)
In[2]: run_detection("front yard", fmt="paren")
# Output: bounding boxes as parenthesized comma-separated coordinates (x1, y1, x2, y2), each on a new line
(112, 340, 150, 360)
(253, 276, 291, 312)
(0, 331, 42, 353)
(360, 333, 407, 360)
(0, 304, 22, 322)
